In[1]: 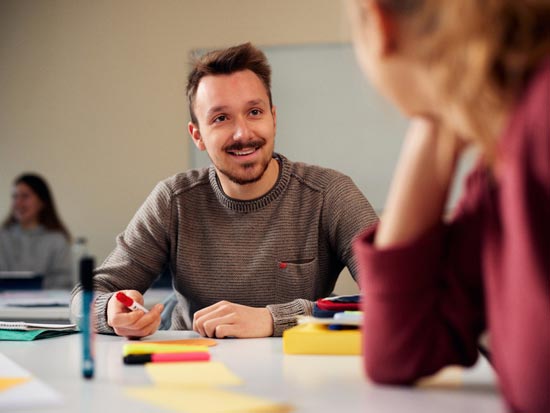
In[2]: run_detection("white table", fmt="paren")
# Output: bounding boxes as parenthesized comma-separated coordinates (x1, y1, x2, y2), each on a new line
(0, 330, 505, 412)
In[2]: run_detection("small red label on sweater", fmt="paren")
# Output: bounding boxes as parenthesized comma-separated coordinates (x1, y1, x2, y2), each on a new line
(278, 262, 287, 269)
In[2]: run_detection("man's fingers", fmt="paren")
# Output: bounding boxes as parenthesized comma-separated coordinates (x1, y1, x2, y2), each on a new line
(111, 303, 163, 338)
(193, 301, 229, 320)
(202, 313, 236, 338)
(214, 323, 238, 339)
(127, 304, 163, 330)
(193, 302, 231, 336)
(192, 301, 274, 338)
(113, 319, 158, 338)
(109, 310, 144, 328)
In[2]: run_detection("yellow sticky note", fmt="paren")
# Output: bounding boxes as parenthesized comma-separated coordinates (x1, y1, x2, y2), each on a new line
(0, 377, 31, 392)
(145, 361, 242, 387)
(123, 343, 209, 356)
(125, 386, 293, 413)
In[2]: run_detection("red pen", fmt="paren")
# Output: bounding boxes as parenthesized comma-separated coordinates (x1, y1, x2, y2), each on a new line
(115, 291, 149, 313)
(123, 352, 210, 364)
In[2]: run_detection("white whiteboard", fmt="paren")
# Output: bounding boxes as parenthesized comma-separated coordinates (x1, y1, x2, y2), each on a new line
(191, 43, 471, 212)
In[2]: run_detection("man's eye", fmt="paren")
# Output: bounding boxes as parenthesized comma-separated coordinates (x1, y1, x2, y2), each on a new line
(250, 109, 261, 116)
(213, 115, 227, 123)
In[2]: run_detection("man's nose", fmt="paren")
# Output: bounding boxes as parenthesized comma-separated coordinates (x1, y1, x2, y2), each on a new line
(233, 116, 252, 141)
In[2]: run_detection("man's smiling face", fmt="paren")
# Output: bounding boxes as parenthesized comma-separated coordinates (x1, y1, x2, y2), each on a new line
(189, 69, 277, 187)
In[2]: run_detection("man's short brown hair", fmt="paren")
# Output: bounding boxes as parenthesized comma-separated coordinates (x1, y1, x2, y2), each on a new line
(186, 42, 273, 126)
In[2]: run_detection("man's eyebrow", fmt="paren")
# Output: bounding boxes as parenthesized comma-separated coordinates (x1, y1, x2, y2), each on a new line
(205, 99, 268, 117)
(247, 99, 267, 107)
(206, 105, 228, 117)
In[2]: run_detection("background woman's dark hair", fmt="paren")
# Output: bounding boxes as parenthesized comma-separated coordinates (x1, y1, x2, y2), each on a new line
(2, 173, 71, 241)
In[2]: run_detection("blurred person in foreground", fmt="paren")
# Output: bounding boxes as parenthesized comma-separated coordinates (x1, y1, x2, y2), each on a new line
(348, 1, 549, 412)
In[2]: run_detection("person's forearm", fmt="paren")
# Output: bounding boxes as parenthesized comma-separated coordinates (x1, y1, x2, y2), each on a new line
(376, 118, 462, 248)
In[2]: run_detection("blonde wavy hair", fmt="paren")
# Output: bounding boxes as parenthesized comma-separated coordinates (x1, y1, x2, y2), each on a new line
(377, 0, 550, 158)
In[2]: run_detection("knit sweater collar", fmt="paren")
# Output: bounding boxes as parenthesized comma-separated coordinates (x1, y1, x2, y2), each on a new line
(208, 153, 291, 213)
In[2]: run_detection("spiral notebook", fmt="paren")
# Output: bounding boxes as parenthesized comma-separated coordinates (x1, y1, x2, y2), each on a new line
(0, 321, 76, 331)
(0, 321, 78, 341)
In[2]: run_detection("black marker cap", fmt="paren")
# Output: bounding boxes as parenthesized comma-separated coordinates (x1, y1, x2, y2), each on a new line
(80, 257, 95, 291)
(123, 354, 152, 365)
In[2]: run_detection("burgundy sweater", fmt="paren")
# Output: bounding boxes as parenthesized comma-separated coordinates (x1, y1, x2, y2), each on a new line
(354, 58, 550, 413)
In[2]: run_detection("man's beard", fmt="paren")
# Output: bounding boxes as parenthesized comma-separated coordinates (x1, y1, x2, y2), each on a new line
(218, 157, 271, 185)
(211, 140, 273, 186)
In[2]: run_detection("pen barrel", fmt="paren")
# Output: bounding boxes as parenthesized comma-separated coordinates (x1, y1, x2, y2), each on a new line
(129, 301, 148, 313)
(80, 256, 95, 379)
(81, 292, 94, 378)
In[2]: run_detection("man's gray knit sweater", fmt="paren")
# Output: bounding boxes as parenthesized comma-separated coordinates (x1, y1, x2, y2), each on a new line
(72, 154, 378, 336)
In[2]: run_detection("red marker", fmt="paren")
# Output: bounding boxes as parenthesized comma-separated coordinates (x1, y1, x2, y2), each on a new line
(115, 291, 149, 313)
(123, 352, 210, 364)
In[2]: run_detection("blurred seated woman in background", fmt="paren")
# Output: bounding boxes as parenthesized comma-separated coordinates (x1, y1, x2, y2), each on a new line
(0, 173, 72, 289)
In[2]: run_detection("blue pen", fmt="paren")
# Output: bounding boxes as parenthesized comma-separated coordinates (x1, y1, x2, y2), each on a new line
(80, 256, 95, 379)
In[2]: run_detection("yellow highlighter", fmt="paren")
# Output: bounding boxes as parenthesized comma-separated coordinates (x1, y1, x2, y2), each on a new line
(123, 343, 209, 356)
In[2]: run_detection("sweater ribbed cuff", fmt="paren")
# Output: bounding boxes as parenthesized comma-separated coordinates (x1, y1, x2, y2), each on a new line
(267, 299, 314, 336)
(93, 292, 116, 334)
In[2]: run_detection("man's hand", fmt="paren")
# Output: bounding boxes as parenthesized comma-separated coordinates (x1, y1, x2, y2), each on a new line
(107, 289, 163, 338)
(193, 301, 274, 338)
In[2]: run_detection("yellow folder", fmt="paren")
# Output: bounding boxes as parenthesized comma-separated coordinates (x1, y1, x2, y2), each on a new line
(282, 323, 361, 355)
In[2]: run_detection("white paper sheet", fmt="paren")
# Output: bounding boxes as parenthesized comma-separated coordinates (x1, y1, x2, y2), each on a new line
(0, 352, 63, 410)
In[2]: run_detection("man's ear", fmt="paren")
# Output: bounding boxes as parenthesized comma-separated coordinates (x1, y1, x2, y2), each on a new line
(362, 0, 399, 56)
(188, 122, 206, 151)
(271, 105, 277, 135)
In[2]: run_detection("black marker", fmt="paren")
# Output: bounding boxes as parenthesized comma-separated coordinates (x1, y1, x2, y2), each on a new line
(80, 257, 95, 379)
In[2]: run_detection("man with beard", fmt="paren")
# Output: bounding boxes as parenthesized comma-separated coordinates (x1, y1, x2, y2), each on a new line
(70, 43, 378, 339)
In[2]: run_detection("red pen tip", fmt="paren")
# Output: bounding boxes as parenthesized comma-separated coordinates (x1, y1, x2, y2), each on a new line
(116, 292, 133, 307)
